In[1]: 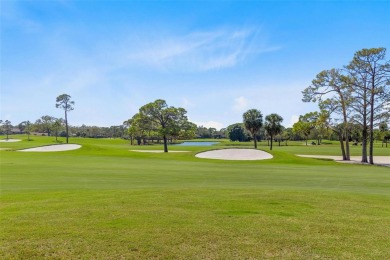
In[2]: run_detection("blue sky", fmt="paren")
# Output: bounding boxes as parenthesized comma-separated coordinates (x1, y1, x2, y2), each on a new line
(1, 0, 389, 129)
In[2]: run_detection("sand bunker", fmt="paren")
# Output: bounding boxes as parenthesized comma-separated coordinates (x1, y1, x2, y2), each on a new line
(0, 139, 21, 142)
(196, 149, 273, 161)
(130, 150, 190, 153)
(19, 144, 81, 152)
(297, 155, 390, 166)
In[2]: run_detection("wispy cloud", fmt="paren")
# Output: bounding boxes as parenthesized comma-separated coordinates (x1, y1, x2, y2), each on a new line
(0, 1, 43, 33)
(232, 96, 249, 112)
(127, 28, 280, 72)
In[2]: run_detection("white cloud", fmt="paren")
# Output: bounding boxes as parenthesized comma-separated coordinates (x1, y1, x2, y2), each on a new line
(232, 96, 249, 112)
(288, 115, 300, 127)
(194, 121, 224, 130)
(127, 28, 279, 72)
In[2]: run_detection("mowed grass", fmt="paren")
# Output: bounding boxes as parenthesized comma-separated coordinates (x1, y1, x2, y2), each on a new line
(1, 135, 390, 259)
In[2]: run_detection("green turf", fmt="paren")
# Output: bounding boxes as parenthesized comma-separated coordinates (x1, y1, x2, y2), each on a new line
(1, 135, 389, 258)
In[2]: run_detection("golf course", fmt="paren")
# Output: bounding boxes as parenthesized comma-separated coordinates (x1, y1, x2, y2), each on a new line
(2, 0, 390, 258)
(1, 135, 389, 259)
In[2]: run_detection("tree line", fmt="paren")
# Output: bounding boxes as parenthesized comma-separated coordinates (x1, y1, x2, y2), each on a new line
(0, 117, 128, 141)
(2, 48, 389, 158)
(302, 47, 389, 164)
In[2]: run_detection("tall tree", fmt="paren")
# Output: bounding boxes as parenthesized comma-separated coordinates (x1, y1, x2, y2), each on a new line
(56, 94, 75, 144)
(302, 69, 352, 160)
(264, 114, 283, 150)
(347, 48, 390, 164)
(243, 109, 263, 149)
(139, 99, 189, 152)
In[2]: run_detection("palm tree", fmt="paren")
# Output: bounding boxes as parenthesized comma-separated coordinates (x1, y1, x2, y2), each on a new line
(264, 114, 283, 150)
(243, 109, 263, 149)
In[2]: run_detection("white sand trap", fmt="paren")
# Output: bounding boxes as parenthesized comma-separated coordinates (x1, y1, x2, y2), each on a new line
(19, 144, 81, 152)
(196, 149, 273, 161)
(130, 150, 190, 153)
(297, 155, 390, 167)
(0, 139, 21, 142)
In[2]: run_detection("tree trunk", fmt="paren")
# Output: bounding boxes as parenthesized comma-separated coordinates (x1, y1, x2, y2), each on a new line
(345, 128, 350, 160)
(369, 130, 374, 164)
(163, 135, 168, 153)
(270, 135, 273, 150)
(305, 136, 308, 146)
(361, 126, 368, 163)
(65, 111, 69, 144)
(360, 86, 368, 163)
(369, 87, 375, 164)
(338, 131, 347, 160)
(253, 134, 257, 149)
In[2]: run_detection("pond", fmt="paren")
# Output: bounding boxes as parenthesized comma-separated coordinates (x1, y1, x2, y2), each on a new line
(173, 141, 219, 146)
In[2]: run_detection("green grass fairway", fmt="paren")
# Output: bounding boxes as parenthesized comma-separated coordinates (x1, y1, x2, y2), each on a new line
(1, 136, 389, 258)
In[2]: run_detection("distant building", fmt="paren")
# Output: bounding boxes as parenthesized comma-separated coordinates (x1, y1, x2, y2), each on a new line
(11, 128, 22, 134)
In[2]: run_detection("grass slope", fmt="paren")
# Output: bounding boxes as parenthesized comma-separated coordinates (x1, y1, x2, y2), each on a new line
(1, 135, 389, 259)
